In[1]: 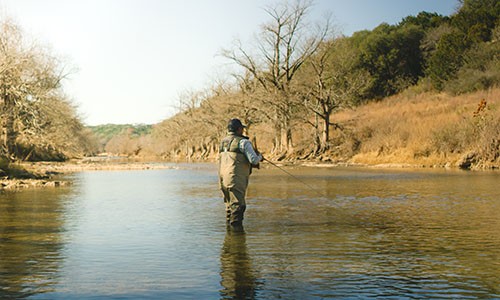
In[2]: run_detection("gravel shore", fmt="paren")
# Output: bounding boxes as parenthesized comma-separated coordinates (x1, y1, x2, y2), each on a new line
(2, 160, 176, 190)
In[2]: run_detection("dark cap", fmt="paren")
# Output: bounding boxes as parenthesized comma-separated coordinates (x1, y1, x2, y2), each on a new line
(228, 118, 246, 132)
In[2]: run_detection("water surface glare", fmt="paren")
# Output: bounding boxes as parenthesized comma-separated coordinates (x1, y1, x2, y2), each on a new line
(0, 164, 499, 299)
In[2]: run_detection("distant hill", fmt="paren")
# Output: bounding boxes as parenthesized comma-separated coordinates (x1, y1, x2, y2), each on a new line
(87, 124, 153, 153)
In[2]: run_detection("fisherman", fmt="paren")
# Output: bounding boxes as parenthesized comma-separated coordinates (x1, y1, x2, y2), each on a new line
(219, 118, 262, 229)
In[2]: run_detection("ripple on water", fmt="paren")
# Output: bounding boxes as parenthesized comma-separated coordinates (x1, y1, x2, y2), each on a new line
(1, 166, 499, 299)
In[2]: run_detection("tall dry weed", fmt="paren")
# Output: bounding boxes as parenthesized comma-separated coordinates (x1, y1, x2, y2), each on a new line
(330, 88, 499, 168)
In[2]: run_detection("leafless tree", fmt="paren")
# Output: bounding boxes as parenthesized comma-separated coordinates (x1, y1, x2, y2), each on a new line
(0, 18, 92, 162)
(301, 37, 371, 153)
(221, 0, 330, 154)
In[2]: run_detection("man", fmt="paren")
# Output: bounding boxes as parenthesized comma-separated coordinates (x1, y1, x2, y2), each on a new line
(219, 118, 262, 229)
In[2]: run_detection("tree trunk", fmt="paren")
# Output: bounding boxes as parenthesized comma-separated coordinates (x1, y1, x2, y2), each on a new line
(280, 112, 293, 153)
(321, 111, 330, 151)
(282, 127, 293, 153)
(5, 114, 17, 159)
(273, 124, 281, 154)
(1, 95, 18, 160)
(271, 111, 282, 154)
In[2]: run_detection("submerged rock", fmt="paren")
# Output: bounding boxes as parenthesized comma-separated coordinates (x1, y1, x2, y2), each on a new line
(457, 152, 477, 170)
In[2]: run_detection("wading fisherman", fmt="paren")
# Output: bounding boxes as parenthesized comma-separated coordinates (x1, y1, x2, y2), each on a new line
(219, 118, 262, 229)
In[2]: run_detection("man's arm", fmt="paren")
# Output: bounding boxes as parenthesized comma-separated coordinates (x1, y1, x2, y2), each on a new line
(240, 139, 262, 165)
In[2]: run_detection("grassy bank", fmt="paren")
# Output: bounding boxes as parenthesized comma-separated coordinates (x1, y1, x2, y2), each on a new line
(6, 89, 497, 180)
(79, 89, 499, 171)
(325, 88, 499, 169)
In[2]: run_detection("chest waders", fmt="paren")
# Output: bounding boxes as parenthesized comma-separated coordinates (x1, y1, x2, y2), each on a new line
(219, 134, 251, 227)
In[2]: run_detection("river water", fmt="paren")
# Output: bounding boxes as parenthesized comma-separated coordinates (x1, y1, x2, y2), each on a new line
(0, 163, 499, 299)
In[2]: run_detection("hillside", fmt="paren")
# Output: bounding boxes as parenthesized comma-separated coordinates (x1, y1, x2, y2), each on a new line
(3, 0, 498, 183)
(84, 89, 499, 170)
(87, 124, 153, 155)
(137, 0, 499, 170)
(318, 88, 499, 169)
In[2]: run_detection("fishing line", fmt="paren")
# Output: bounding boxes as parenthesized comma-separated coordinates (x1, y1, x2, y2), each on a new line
(261, 157, 378, 232)
(262, 157, 327, 198)
(253, 136, 326, 197)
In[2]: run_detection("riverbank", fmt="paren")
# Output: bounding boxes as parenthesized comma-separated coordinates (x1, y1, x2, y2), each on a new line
(3, 148, 498, 190)
(288, 88, 500, 170)
(22, 160, 178, 173)
(0, 178, 71, 190)
(20, 155, 498, 177)
(1, 160, 178, 190)
(142, 89, 498, 170)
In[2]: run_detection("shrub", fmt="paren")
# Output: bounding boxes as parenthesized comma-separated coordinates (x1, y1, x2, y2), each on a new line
(431, 122, 474, 154)
(445, 40, 500, 94)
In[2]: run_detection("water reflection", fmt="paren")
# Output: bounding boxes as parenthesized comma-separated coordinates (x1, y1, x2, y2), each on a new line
(0, 187, 72, 299)
(220, 229, 259, 300)
(247, 167, 500, 298)
(0, 166, 499, 299)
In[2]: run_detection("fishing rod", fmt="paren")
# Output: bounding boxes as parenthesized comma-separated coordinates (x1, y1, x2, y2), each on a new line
(261, 157, 326, 197)
(252, 135, 326, 197)
(251, 138, 376, 230)
(251, 138, 375, 228)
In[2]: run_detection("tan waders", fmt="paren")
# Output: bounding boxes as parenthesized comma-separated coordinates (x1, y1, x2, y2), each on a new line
(219, 133, 251, 227)
(221, 185, 247, 226)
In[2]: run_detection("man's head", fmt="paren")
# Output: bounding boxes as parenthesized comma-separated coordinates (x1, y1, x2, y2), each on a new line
(228, 118, 246, 134)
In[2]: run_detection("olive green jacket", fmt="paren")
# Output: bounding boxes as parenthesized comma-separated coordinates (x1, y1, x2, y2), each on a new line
(218, 133, 251, 191)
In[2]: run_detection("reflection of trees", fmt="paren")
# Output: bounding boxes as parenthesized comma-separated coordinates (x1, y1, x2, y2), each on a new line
(220, 230, 260, 299)
(0, 188, 69, 298)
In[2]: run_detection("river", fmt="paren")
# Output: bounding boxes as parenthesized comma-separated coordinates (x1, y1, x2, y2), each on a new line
(1, 163, 499, 299)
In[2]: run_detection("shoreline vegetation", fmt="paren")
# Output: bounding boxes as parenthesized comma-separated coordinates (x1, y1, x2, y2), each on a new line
(1, 0, 499, 189)
(4, 86, 498, 190)
(5, 135, 499, 190)
(1, 160, 178, 190)
(4, 87, 500, 190)
(80, 88, 499, 173)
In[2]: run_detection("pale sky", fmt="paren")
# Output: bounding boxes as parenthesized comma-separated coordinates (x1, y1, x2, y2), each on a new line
(0, 0, 459, 125)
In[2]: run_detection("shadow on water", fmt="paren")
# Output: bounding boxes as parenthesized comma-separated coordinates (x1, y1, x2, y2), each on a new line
(0, 186, 74, 299)
(219, 228, 261, 300)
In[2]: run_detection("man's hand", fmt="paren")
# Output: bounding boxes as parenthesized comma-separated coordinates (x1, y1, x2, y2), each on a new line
(256, 151, 264, 162)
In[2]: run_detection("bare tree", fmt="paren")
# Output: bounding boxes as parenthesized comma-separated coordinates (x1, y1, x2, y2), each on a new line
(0, 18, 91, 162)
(301, 37, 371, 153)
(222, 0, 329, 154)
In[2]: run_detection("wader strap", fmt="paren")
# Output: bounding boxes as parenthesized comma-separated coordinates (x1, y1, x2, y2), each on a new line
(220, 135, 243, 154)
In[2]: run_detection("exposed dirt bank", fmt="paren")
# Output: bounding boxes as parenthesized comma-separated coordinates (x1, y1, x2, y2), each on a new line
(2, 159, 177, 190)
(21, 160, 178, 173)
(4, 151, 498, 190)
(0, 179, 71, 190)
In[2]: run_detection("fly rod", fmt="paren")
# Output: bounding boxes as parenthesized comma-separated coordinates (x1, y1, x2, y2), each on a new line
(260, 157, 371, 230)
(261, 157, 326, 197)
(252, 135, 326, 197)
(251, 139, 374, 229)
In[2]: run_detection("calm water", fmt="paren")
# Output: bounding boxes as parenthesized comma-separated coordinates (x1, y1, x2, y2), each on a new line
(0, 163, 499, 299)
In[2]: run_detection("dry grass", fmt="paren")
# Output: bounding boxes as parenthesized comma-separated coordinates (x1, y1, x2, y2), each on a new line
(329, 88, 500, 169)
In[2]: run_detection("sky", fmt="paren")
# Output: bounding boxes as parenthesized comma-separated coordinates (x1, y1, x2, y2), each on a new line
(0, 0, 459, 125)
